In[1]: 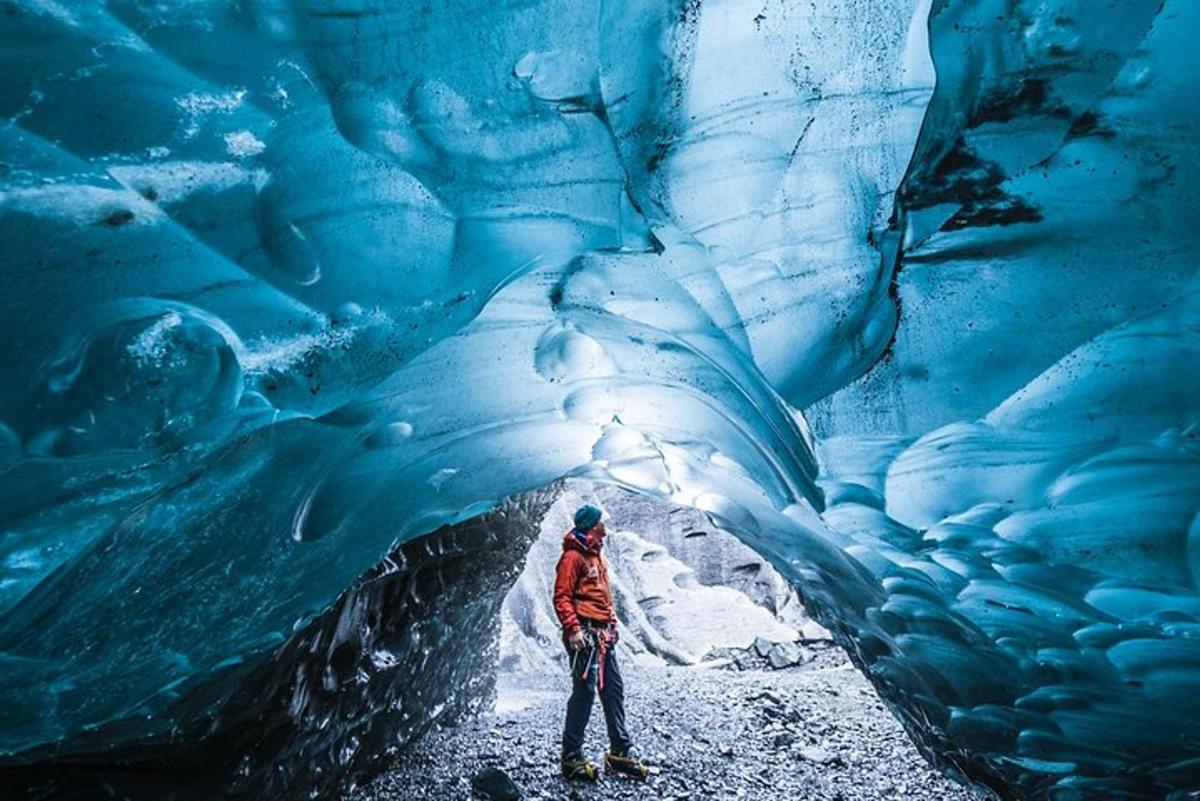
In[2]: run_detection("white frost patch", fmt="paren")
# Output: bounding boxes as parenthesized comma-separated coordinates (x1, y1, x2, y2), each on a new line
(177, 89, 247, 138)
(224, 130, 266, 158)
(24, 0, 77, 25)
(369, 650, 400, 669)
(108, 161, 258, 205)
(5, 549, 44, 571)
(128, 311, 184, 367)
(0, 184, 164, 227)
(240, 329, 353, 375)
(239, 310, 387, 375)
(266, 76, 292, 111)
(241, 309, 391, 378)
(177, 89, 246, 116)
(427, 468, 458, 490)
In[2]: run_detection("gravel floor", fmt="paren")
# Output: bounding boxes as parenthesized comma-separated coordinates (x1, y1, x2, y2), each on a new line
(346, 646, 982, 801)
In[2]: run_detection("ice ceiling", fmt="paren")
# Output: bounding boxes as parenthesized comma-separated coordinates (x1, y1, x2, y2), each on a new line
(0, 0, 1197, 798)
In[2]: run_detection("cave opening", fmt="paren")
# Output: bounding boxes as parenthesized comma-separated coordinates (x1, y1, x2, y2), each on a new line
(367, 480, 978, 801)
(0, 478, 961, 801)
(212, 477, 984, 801)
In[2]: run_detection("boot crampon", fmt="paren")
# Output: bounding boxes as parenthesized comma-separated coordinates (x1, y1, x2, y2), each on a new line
(604, 750, 650, 781)
(561, 751, 599, 782)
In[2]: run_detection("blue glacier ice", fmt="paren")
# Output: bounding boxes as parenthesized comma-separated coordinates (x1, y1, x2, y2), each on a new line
(0, 0, 1197, 798)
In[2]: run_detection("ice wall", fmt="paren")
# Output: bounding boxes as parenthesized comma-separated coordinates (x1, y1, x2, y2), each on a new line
(0, 1, 1196, 798)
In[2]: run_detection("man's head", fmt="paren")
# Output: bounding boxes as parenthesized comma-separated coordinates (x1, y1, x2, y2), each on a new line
(573, 504, 603, 536)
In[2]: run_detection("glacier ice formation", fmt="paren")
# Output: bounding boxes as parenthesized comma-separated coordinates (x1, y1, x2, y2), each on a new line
(0, 0, 1197, 798)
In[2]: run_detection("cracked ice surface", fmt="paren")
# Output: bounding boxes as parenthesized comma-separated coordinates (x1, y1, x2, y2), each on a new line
(0, 0, 1197, 798)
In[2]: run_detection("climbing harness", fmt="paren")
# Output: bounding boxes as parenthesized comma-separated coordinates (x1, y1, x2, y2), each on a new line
(569, 632, 597, 683)
(570, 625, 615, 690)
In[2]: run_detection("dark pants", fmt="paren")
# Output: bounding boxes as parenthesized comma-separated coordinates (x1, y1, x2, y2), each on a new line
(562, 632, 632, 758)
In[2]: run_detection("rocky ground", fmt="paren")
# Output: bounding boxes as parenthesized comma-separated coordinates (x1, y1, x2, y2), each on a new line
(346, 644, 982, 801)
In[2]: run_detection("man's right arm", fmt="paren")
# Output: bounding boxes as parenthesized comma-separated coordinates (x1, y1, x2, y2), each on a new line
(553, 552, 582, 636)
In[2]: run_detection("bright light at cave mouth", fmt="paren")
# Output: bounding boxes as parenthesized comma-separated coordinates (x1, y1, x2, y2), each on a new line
(0, 0, 1197, 799)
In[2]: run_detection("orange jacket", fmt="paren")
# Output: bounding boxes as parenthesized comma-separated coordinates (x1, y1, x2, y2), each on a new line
(553, 529, 615, 635)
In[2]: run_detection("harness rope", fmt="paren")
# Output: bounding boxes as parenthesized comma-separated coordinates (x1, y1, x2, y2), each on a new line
(575, 624, 614, 691)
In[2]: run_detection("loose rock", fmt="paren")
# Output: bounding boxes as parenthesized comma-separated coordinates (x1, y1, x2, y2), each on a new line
(346, 651, 979, 801)
(470, 767, 520, 801)
(767, 641, 808, 669)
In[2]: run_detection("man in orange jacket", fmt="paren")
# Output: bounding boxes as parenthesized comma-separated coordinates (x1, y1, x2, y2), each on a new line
(553, 504, 649, 782)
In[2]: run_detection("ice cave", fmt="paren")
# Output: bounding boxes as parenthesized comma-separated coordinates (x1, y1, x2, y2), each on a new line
(0, 0, 1197, 798)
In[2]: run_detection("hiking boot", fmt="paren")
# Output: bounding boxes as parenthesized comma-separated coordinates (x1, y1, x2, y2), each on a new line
(561, 752, 599, 782)
(604, 749, 649, 781)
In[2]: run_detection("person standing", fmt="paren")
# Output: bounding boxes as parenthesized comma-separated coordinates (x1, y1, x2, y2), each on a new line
(552, 504, 650, 782)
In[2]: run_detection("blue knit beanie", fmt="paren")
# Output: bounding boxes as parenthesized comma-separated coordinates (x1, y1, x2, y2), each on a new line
(573, 504, 602, 532)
